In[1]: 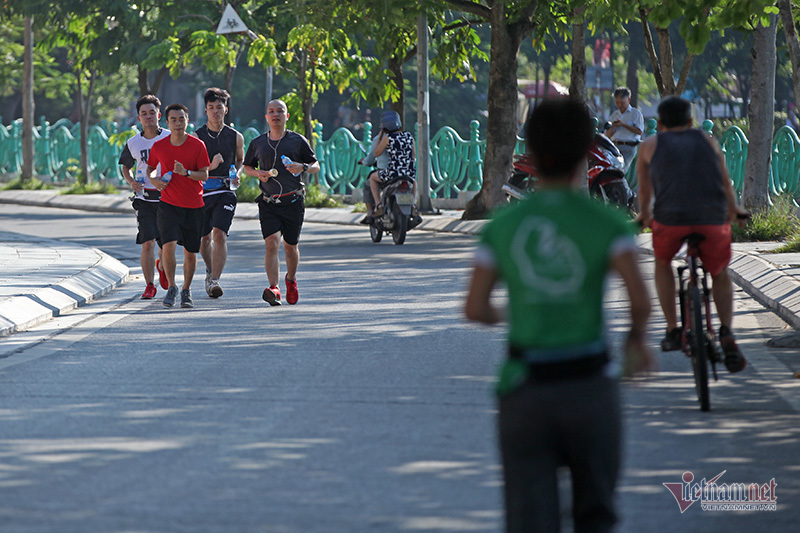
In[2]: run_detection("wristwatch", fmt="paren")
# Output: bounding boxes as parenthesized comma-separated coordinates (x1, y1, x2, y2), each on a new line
(302, 163, 308, 172)
(186, 169, 192, 177)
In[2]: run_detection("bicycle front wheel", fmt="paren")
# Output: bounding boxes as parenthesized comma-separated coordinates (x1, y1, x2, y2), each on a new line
(689, 283, 711, 411)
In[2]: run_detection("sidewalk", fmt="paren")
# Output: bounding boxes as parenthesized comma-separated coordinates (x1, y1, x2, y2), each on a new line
(1, 189, 799, 336)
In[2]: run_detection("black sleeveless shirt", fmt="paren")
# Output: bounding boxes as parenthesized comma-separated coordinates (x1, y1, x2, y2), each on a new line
(196, 124, 238, 192)
(650, 129, 728, 226)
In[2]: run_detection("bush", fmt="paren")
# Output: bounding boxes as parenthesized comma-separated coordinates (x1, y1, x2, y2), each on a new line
(61, 181, 119, 195)
(776, 234, 800, 252)
(234, 178, 343, 208)
(234, 175, 262, 202)
(731, 195, 800, 242)
(304, 183, 343, 208)
(2, 177, 53, 190)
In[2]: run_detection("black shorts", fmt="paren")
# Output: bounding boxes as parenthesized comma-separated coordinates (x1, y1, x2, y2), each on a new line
(257, 196, 305, 245)
(157, 201, 204, 253)
(202, 191, 237, 237)
(132, 198, 161, 245)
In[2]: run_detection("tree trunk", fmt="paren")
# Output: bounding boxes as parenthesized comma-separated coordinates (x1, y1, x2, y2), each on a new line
(640, 11, 665, 94)
(569, 10, 589, 192)
(137, 66, 150, 95)
(742, 15, 777, 212)
(569, 8, 587, 103)
(779, 0, 800, 109)
(656, 28, 677, 95)
(22, 16, 35, 182)
(462, 7, 532, 219)
(78, 72, 96, 185)
(626, 21, 643, 107)
(387, 55, 405, 122)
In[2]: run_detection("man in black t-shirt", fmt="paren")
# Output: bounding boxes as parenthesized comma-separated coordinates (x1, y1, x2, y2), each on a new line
(195, 88, 244, 299)
(243, 99, 319, 306)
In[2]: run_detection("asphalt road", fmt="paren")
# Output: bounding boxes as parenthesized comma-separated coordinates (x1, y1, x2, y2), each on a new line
(0, 204, 797, 532)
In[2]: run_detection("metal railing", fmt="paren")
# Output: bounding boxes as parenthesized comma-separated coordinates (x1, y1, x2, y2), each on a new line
(1, 116, 798, 200)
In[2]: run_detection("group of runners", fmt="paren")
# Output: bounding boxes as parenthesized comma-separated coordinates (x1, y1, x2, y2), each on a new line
(119, 90, 318, 308)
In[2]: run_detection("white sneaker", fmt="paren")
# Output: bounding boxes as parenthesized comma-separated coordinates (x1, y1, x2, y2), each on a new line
(204, 270, 213, 295)
(207, 279, 223, 298)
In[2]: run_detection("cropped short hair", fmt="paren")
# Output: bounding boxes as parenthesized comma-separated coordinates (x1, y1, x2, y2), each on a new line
(164, 103, 189, 118)
(526, 100, 594, 179)
(136, 94, 161, 113)
(613, 87, 631, 99)
(657, 96, 693, 128)
(204, 87, 230, 107)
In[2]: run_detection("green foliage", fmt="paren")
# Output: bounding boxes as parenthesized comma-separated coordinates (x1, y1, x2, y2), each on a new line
(352, 202, 367, 213)
(775, 234, 800, 252)
(2, 177, 53, 190)
(731, 196, 800, 242)
(234, 175, 262, 202)
(109, 127, 138, 149)
(61, 181, 119, 195)
(712, 118, 749, 137)
(304, 183, 343, 208)
(234, 178, 342, 207)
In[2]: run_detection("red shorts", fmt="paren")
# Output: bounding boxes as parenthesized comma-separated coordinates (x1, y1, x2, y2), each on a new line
(652, 221, 731, 276)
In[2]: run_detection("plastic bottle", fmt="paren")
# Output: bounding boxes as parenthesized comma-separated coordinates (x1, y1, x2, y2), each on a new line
(280, 155, 301, 177)
(229, 164, 239, 191)
(134, 169, 146, 198)
(161, 171, 173, 183)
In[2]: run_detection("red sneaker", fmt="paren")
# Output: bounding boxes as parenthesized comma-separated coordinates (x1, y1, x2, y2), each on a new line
(285, 276, 298, 304)
(262, 285, 282, 306)
(155, 258, 168, 290)
(141, 283, 157, 299)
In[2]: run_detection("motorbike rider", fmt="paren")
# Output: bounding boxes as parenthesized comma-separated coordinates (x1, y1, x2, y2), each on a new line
(368, 111, 421, 226)
(358, 127, 389, 224)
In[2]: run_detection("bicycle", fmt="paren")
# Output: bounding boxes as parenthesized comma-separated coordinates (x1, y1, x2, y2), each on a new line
(676, 233, 721, 412)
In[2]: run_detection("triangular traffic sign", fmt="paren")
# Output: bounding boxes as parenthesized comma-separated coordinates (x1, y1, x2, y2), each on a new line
(216, 3, 249, 35)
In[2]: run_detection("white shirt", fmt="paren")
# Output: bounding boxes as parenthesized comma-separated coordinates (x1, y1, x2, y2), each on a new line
(608, 106, 644, 143)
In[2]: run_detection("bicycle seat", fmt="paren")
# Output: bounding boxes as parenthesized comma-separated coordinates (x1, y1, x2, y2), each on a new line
(680, 233, 705, 257)
(681, 232, 705, 246)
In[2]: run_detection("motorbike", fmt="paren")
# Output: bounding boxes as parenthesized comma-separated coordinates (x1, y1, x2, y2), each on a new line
(502, 128, 635, 211)
(369, 175, 419, 245)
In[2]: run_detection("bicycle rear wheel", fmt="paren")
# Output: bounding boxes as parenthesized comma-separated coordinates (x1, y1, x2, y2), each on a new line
(689, 283, 711, 411)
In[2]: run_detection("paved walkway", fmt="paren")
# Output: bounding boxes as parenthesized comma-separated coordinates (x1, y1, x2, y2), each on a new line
(1, 189, 799, 337)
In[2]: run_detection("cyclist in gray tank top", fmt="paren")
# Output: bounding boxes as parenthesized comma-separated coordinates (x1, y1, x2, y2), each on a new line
(649, 128, 728, 226)
(636, 96, 749, 374)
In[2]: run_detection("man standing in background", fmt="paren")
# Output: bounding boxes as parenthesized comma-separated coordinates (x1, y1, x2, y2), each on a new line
(607, 86, 644, 173)
(119, 94, 170, 299)
(195, 88, 244, 299)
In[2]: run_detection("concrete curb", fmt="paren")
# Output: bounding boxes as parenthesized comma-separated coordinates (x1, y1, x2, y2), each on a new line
(0, 244, 129, 337)
(729, 250, 800, 330)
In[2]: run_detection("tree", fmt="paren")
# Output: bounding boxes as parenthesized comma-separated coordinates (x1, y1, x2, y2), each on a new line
(742, 14, 778, 211)
(434, 0, 537, 219)
(22, 16, 35, 181)
(779, 0, 800, 110)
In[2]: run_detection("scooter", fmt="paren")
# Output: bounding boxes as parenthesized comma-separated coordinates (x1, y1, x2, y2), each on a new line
(369, 175, 418, 245)
(502, 128, 634, 210)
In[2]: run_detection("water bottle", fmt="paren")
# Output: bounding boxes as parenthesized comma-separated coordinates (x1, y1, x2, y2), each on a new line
(228, 164, 239, 191)
(134, 169, 146, 198)
(161, 171, 172, 183)
(281, 155, 301, 177)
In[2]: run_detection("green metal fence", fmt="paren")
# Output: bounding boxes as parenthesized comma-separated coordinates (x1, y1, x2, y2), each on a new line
(2, 116, 799, 200)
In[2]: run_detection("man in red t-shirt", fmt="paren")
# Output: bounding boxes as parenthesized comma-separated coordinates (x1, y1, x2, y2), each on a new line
(146, 103, 211, 309)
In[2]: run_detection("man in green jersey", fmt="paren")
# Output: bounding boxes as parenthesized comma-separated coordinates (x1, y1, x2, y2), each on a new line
(465, 100, 654, 533)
